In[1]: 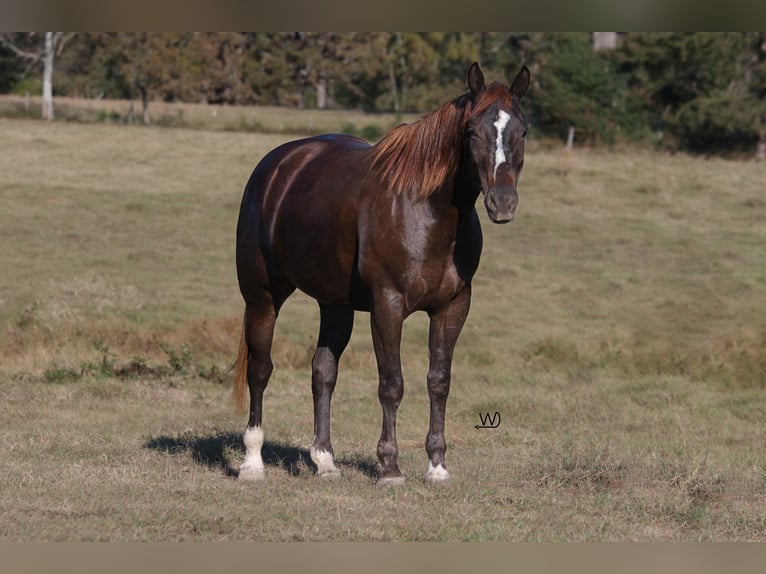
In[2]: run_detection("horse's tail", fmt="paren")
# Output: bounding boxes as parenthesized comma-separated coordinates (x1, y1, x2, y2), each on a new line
(233, 312, 249, 413)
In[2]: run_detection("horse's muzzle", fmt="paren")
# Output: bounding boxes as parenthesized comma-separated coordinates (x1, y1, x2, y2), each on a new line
(484, 187, 518, 224)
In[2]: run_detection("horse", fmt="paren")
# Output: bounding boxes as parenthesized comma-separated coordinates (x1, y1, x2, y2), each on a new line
(233, 62, 530, 486)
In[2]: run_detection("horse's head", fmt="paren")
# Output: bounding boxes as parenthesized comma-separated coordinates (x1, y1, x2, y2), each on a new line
(464, 62, 530, 224)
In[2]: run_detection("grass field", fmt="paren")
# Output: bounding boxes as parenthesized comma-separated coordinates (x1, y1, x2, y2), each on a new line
(0, 94, 419, 139)
(1, 109, 765, 541)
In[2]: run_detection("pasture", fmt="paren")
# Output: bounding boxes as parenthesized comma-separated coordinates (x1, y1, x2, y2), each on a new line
(1, 112, 765, 541)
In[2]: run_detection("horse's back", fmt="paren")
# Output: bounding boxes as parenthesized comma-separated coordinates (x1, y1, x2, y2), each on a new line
(240, 133, 369, 210)
(237, 133, 371, 306)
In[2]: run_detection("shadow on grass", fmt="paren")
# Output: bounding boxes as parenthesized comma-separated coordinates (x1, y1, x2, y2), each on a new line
(144, 431, 379, 479)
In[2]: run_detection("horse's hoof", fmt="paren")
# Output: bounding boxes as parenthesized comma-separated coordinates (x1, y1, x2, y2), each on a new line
(310, 447, 341, 479)
(316, 468, 342, 479)
(424, 463, 451, 485)
(424, 474, 451, 486)
(237, 466, 265, 481)
(376, 475, 406, 487)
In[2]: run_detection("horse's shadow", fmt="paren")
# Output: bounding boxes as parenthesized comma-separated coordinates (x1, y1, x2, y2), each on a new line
(145, 431, 379, 479)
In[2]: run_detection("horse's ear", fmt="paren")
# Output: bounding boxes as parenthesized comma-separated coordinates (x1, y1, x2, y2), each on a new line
(467, 62, 486, 96)
(511, 65, 531, 100)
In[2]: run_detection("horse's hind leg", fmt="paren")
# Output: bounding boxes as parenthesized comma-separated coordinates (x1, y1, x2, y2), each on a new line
(239, 288, 292, 480)
(310, 304, 354, 478)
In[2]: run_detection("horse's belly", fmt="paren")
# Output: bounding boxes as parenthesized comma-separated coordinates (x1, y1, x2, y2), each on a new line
(276, 240, 356, 306)
(272, 207, 363, 307)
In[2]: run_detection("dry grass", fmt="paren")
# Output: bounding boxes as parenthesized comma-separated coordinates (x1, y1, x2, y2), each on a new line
(1, 111, 765, 541)
(0, 94, 419, 138)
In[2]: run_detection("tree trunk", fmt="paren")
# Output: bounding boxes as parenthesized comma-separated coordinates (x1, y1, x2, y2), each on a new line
(387, 59, 400, 112)
(479, 32, 488, 64)
(316, 75, 327, 109)
(566, 126, 575, 150)
(42, 32, 54, 120)
(138, 84, 150, 125)
(759, 36, 766, 161)
(395, 33, 408, 109)
(593, 32, 618, 51)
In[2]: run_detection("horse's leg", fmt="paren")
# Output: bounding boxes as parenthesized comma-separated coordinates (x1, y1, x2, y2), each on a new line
(239, 287, 292, 480)
(310, 304, 354, 478)
(424, 287, 471, 484)
(370, 296, 406, 486)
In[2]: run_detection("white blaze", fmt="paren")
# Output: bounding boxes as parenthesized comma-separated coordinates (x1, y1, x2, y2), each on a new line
(493, 110, 511, 178)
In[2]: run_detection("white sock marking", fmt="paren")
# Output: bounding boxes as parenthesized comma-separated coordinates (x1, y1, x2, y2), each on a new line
(425, 461, 450, 482)
(310, 446, 340, 477)
(493, 110, 511, 178)
(240, 426, 264, 477)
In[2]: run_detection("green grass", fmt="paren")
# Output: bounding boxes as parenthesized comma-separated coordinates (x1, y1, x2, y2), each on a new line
(1, 111, 765, 541)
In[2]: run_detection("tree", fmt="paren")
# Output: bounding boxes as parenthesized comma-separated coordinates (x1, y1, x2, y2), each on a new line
(108, 33, 185, 124)
(752, 32, 766, 160)
(0, 32, 71, 120)
(285, 32, 348, 109)
(615, 32, 764, 154)
(1, 32, 762, 157)
(526, 33, 627, 145)
(592, 32, 618, 51)
(191, 32, 251, 105)
(41, 33, 60, 119)
(0, 39, 23, 93)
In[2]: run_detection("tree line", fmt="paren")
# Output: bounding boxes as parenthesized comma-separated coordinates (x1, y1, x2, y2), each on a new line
(1, 32, 765, 157)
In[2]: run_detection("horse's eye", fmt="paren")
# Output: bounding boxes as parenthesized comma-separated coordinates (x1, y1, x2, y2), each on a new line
(466, 129, 478, 140)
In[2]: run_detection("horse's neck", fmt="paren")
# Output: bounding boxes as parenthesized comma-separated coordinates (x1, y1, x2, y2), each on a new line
(443, 160, 482, 214)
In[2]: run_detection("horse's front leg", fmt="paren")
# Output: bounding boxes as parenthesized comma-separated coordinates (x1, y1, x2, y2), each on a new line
(370, 293, 406, 486)
(425, 287, 471, 484)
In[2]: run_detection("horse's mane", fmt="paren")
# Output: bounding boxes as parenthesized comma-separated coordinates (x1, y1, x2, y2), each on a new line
(367, 82, 513, 199)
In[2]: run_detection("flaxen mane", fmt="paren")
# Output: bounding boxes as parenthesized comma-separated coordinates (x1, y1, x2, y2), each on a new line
(367, 82, 513, 198)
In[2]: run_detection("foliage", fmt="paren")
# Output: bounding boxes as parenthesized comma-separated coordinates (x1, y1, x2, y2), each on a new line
(1, 32, 765, 154)
(0, 44, 23, 93)
(524, 33, 628, 144)
(613, 32, 766, 152)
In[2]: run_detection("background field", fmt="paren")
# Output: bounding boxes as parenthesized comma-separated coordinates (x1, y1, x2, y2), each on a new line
(1, 110, 765, 541)
(0, 94, 420, 139)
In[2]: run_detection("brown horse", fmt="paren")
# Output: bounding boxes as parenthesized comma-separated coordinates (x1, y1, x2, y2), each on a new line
(234, 62, 530, 485)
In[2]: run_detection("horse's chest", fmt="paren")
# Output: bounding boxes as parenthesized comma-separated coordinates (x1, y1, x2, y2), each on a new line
(414, 265, 465, 311)
(359, 204, 480, 312)
(399, 248, 466, 312)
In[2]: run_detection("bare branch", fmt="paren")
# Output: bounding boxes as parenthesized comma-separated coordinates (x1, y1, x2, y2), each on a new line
(490, 33, 514, 53)
(0, 33, 42, 62)
(55, 32, 76, 56)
